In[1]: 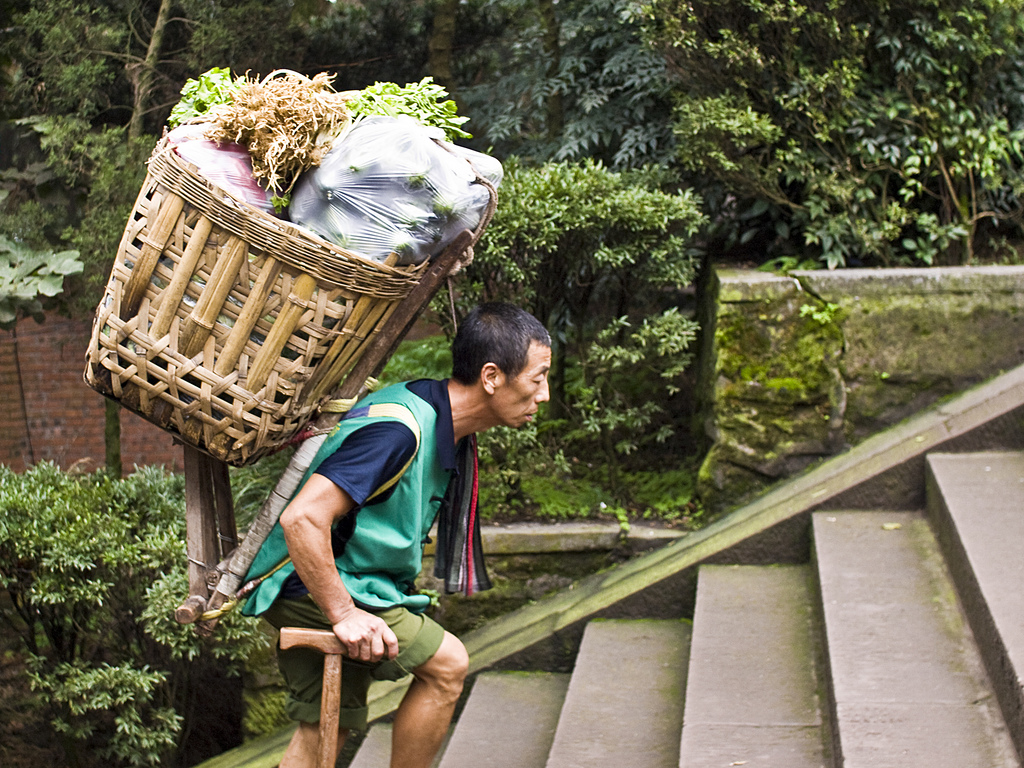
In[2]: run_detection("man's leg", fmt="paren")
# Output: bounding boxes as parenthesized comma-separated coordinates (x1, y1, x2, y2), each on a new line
(389, 632, 469, 768)
(279, 722, 350, 768)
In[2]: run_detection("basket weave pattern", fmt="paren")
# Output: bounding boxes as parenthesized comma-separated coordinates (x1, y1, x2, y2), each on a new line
(85, 141, 428, 466)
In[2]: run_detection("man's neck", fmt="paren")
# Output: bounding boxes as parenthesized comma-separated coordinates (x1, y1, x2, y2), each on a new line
(447, 379, 493, 442)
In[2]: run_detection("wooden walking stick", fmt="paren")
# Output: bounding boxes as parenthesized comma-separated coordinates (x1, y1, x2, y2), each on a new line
(279, 628, 347, 768)
(180, 230, 474, 631)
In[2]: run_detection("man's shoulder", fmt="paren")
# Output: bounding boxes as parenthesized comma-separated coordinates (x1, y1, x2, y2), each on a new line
(366, 379, 446, 414)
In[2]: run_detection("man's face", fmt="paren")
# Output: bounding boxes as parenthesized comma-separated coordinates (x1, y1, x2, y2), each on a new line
(490, 341, 552, 428)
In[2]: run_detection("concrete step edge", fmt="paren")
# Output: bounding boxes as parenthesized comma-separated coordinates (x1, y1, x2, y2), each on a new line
(812, 510, 1018, 768)
(926, 452, 1024, 760)
(680, 564, 828, 768)
(545, 619, 691, 768)
(437, 672, 569, 768)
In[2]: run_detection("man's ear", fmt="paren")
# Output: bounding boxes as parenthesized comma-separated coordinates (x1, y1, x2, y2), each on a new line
(480, 362, 505, 395)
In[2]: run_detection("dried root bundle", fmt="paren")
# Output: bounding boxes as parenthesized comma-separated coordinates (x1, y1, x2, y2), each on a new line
(206, 70, 351, 197)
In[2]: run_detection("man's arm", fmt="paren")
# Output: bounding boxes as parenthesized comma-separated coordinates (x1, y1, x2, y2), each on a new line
(279, 474, 399, 662)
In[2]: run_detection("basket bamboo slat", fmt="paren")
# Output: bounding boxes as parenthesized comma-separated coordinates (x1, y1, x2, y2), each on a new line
(84, 139, 431, 466)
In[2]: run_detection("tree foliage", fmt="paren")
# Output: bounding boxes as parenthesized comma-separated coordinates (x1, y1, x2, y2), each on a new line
(644, 0, 1024, 267)
(0, 235, 82, 328)
(459, 0, 677, 168)
(0, 463, 267, 767)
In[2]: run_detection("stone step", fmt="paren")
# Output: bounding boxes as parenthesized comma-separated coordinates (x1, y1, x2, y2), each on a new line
(812, 511, 1019, 767)
(544, 619, 690, 768)
(679, 565, 827, 768)
(436, 672, 569, 768)
(348, 723, 391, 768)
(927, 452, 1024, 760)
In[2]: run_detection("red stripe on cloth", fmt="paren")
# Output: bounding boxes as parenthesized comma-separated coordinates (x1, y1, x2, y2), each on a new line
(466, 434, 480, 595)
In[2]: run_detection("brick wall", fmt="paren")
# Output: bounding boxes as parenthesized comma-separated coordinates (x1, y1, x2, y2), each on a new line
(0, 315, 183, 474)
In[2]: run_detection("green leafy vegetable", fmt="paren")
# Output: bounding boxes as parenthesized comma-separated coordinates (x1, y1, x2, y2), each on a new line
(168, 67, 238, 128)
(347, 77, 471, 141)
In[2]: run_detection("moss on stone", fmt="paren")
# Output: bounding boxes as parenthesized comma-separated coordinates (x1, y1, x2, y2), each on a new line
(700, 266, 1024, 513)
(242, 689, 290, 740)
(698, 284, 845, 512)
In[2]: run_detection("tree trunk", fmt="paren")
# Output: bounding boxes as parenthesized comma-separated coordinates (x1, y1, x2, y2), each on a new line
(128, 0, 172, 141)
(11, 325, 37, 467)
(105, 399, 122, 477)
(428, 0, 459, 93)
(113, 0, 173, 474)
(539, 0, 563, 140)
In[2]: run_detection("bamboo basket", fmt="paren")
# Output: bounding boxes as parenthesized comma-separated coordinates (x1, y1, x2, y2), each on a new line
(84, 138, 435, 466)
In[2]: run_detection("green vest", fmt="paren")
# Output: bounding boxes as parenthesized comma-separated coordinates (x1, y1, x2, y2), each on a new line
(241, 383, 452, 616)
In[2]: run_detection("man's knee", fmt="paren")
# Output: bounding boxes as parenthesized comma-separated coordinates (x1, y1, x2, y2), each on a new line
(414, 632, 468, 698)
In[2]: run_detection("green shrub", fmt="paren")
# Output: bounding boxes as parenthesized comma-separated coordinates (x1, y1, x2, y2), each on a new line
(0, 463, 267, 767)
(447, 158, 703, 520)
(378, 334, 453, 385)
(645, 0, 1024, 267)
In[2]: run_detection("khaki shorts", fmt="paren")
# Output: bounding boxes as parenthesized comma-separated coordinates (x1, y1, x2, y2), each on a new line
(263, 595, 445, 730)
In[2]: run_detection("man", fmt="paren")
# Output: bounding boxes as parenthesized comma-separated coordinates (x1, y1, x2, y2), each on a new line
(241, 302, 551, 768)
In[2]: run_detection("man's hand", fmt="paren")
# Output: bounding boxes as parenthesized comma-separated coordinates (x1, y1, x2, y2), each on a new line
(331, 605, 400, 663)
(280, 476, 399, 663)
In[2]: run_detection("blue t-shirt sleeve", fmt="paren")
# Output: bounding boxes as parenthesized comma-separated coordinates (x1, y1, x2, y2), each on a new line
(313, 421, 418, 506)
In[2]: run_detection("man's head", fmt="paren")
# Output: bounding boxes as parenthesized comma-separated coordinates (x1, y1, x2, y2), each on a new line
(450, 303, 552, 430)
(451, 303, 551, 385)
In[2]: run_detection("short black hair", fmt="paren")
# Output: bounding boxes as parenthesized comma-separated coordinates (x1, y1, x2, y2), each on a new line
(451, 303, 550, 385)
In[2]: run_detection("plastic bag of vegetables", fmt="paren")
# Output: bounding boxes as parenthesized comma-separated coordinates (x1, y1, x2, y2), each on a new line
(288, 115, 502, 265)
(165, 124, 276, 215)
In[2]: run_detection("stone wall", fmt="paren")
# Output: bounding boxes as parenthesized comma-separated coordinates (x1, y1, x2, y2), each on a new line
(696, 266, 1024, 513)
(0, 314, 183, 473)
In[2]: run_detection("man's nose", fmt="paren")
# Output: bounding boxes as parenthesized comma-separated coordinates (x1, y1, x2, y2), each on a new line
(537, 378, 550, 403)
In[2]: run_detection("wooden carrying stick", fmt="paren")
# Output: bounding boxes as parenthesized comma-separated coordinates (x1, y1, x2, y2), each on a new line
(279, 628, 346, 768)
(177, 444, 238, 624)
(186, 230, 473, 632)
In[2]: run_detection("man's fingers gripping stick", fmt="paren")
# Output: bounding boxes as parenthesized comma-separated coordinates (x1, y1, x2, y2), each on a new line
(334, 611, 399, 662)
(355, 624, 399, 662)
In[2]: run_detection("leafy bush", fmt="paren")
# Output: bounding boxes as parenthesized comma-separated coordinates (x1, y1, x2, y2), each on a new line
(0, 235, 82, 328)
(459, 0, 677, 169)
(448, 158, 703, 520)
(645, 0, 1024, 267)
(378, 334, 454, 386)
(0, 463, 267, 767)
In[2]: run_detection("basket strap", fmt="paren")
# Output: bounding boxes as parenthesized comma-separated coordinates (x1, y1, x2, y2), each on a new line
(358, 402, 421, 503)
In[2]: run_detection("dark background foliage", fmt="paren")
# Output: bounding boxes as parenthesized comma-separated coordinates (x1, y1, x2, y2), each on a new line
(2, 1, 1024, 765)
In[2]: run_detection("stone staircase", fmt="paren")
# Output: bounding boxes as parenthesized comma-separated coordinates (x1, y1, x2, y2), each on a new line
(348, 451, 1024, 767)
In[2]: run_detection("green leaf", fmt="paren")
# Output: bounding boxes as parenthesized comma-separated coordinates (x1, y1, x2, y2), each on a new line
(0, 237, 83, 328)
(168, 67, 237, 128)
(348, 77, 472, 141)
